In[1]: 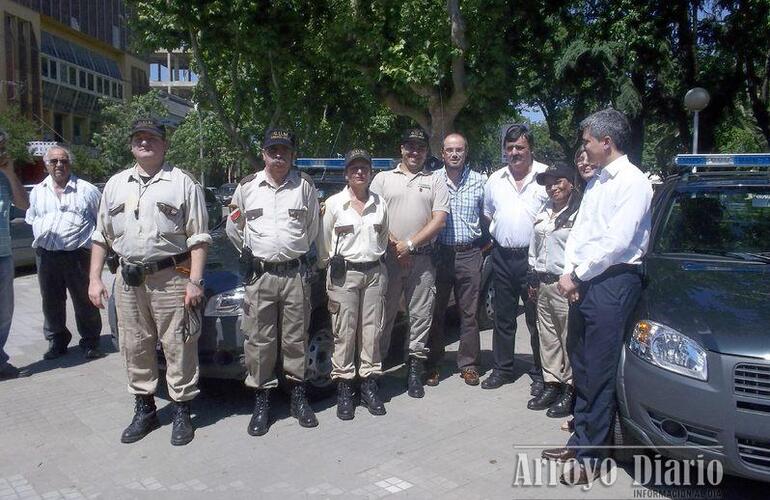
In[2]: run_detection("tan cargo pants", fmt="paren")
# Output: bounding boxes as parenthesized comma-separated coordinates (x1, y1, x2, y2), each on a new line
(115, 266, 201, 402)
(327, 263, 387, 380)
(536, 281, 572, 384)
(241, 269, 309, 389)
(380, 252, 436, 360)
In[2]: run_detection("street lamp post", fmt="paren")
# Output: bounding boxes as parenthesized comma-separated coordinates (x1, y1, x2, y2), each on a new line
(684, 87, 710, 154)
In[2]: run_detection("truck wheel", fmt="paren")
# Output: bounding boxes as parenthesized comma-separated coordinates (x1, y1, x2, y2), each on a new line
(305, 323, 335, 399)
(477, 277, 495, 331)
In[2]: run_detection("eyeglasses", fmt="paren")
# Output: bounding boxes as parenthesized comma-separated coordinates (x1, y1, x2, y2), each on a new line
(46, 159, 70, 165)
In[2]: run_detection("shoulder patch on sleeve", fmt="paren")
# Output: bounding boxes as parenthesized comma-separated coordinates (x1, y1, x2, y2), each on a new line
(239, 173, 257, 186)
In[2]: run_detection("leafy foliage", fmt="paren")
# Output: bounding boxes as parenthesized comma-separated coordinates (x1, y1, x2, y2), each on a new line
(0, 105, 38, 162)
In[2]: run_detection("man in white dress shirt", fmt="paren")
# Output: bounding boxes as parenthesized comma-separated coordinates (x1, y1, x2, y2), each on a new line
(481, 124, 548, 390)
(542, 109, 653, 485)
(26, 145, 103, 360)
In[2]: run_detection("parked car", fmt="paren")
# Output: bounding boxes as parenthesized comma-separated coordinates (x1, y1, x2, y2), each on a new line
(203, 186, 224, 226)
(10, 204, 34, 268)
(615, 153, 770, 482)
(217, 183, 237, 206)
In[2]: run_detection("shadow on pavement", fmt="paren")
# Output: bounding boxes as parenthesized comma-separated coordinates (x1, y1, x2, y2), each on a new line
(19, 334, 117, 376)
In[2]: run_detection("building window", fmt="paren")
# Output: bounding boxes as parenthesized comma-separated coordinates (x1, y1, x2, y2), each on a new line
(97, 77, 102, 94)
(87, 73, 94, 91)
(50, 60, 57, 80)
(41, 56, 49, 77)
(111, 81, 117, 97)
(69, 67, 76, 85)
(79, 70, 86, 88)
(118, 83, 123, 99)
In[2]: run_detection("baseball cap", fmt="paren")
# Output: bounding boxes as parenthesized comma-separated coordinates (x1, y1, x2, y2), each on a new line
(130, 118, 166, 140)
(400, 128, 429, 146)
(536, 162, 576, 185)
(345, 148, 372, 168)
(263, 128, 296, 150)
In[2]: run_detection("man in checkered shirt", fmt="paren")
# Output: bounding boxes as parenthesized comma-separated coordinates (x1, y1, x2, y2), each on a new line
(425, 132, 487, 386)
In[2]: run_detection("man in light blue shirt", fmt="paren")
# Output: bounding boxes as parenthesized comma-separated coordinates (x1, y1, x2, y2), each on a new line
(426, 133, 487, 386)
(0, 129, 31, 380)
(26, 145, 103, 360)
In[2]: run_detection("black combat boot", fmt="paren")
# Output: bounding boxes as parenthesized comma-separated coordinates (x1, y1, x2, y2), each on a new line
(121, 395, 160, 444)
(247, 389, 271, 436)
(546, 384, 575, 418)
(530, 378, 545, 397)
(407, 357, 425, 399)
(360, 377, 386, 416)
(170, 401, 194, 446)
(527, 382, 561, 410)
(336, 380, 355, 421)
(290, 384, 318, 428)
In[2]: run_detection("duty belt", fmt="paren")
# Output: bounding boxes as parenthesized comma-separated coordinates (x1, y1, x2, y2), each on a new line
(259, 258, 301, 274)
(537, 272, 560, 285)
(498, 245, 528, 257)
(438, 242, 478, 253)
(123, 251, 191, 274)
(346, 259, 382, 272)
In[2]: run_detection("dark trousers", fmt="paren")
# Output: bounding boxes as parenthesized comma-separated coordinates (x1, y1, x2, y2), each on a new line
(427, 245, 482, 370)
(36, 247, 102, 349)
(567, 267, 642, 462)
(491, 246, 540, 377)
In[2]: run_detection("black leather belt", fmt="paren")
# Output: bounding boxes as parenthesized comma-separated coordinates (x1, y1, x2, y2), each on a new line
(127, 251, 191, 274)
(412, 244, 434, 255)
(260, 258, 301, 273)
(537, 272, 560, 285)
(346, 259, 381, 272)
(498, 245, 528, 257)
(438, 242, 478, 252)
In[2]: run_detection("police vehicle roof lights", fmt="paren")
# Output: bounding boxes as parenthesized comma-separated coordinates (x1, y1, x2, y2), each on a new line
(295, 158, 395, 171)
(675, 153, 770, 173)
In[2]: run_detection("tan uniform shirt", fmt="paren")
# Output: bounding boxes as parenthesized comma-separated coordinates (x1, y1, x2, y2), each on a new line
(226, 169, 319, 262)
(93, 163, 212, 262)
(318, 187, 388, 265)
(369, 163, 450, 242)
(528, 201, 577, 275)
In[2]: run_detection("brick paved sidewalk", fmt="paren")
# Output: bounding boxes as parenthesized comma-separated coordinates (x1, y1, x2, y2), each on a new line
(0, 270, 761, 499)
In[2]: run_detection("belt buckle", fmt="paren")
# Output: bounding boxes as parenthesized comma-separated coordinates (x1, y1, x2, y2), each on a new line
(144, 261, 159, 274)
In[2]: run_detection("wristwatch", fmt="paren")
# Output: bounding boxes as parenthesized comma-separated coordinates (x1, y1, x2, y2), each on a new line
(569, 271, 582, 285)
(189, 278, 205, 289)
(406, 239, 415, 254)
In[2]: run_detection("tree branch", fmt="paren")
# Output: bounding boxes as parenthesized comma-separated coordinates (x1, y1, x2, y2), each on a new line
(382, 92, 430, 130)
(267, 49, 283, 128)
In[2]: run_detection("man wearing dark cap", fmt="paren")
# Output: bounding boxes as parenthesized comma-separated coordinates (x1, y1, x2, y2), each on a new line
(482, 124, 548, 390)
(370, 128, 450, 398)
(89, 118, 211, 446)
(318, 148, 389, 420)
(226, 128, 320, 435)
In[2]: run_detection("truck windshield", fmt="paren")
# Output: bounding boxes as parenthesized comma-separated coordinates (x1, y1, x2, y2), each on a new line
(654, 186, 770, 255)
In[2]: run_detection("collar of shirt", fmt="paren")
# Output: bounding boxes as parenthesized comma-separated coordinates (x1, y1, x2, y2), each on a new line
(394, 162, 430, 178)
(128, 163, 173, 184)
(256, 169, 300, 189)
(599, 154, 630, 180)
(500, 161, 545, 190)
(441, 165, 470, 190)
(42, 173, 78, 193)
(343, 186, 377, 212)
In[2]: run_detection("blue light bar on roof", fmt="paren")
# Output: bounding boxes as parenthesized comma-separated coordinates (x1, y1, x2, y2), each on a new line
(295, 158, 396, 170)
(675, 154, 770, 170)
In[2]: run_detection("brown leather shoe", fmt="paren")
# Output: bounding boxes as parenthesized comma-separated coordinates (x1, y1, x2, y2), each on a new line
(541, 447, 576, 462)
(560, 463, 601, 486)
(425, 367, 440, 387)
(460, 368, 480, 386)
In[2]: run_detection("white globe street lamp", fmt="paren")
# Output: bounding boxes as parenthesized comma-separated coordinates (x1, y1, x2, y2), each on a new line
(684, 87, 710, 154)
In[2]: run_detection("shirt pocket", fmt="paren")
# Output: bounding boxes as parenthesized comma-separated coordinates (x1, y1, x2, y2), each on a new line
(155, 201, 184, 236)
(287, 207, 307, 237)
(108, 203, 126, 237)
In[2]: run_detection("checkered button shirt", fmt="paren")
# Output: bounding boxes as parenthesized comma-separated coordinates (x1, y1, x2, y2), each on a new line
(437, 166, 486, 246)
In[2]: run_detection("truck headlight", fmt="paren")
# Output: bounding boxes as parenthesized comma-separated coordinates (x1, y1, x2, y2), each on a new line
(628, 320, 708, 381)
(204, 286, 245, 317)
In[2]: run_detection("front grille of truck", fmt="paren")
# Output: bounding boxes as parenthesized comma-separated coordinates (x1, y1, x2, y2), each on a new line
(734, 363, 770, 399)
(737, 438, 770, 471)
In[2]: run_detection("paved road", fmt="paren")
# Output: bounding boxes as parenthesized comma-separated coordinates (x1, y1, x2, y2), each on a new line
(0, 268, 764, 499)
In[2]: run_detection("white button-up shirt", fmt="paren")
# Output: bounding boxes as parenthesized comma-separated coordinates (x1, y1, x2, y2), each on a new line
(564, 155, 653, 281)
(528, 201, 577, 276)
(318, 187, 388, 264)
(26, 174, 101, 251)
(483, 160, 548, 248)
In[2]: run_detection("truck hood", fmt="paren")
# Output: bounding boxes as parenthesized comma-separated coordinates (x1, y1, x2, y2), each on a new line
(643, 256, 770, 359)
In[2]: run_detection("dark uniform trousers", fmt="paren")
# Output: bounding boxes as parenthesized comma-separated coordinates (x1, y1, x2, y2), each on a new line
(566, 266, 642, 463)
(491, 245, 540, 377)
(36, 247, 102, 348)
(427, 245, 482, 370)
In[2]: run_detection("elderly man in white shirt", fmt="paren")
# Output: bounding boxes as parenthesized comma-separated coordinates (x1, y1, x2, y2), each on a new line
(26, 145, 103, 360)
(542, 109, 653, 486)
(481, 124, 548, 390)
